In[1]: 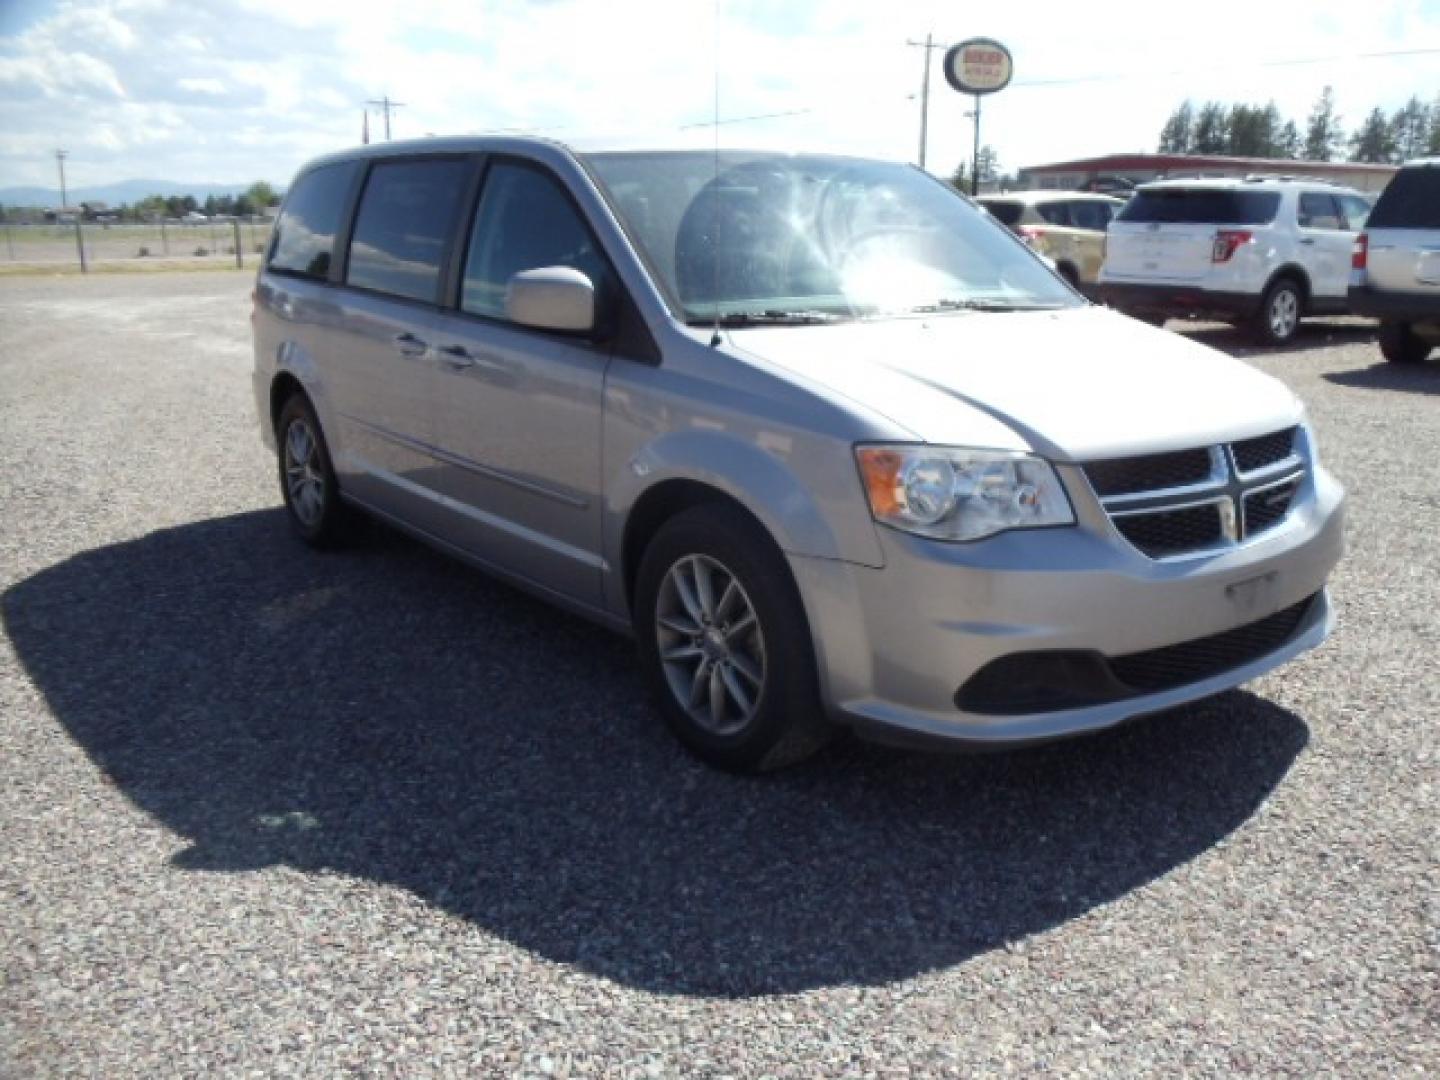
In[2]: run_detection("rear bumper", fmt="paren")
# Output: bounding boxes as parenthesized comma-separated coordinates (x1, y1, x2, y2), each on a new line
(1097, 283, 1260, 321)
(1348, 285, 1440, 325)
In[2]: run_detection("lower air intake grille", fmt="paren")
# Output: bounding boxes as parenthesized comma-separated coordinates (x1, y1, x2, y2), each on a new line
(1109, 594, 1316, 692)
(1114, 504, 1224, 557)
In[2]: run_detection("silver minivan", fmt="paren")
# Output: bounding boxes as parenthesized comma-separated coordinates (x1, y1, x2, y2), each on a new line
(253, 138, 1345, 771)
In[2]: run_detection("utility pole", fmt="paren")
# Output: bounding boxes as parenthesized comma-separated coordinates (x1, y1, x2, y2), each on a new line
(365, 96, 406, 141)
(906, 35, 946, 169)
(55, 149, 69, 209)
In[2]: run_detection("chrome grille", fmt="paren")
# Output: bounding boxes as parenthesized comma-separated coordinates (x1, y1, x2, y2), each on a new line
(1082, 429, 1305, 560)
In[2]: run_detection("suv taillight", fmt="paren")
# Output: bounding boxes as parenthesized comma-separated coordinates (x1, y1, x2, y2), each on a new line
(1352, 232, 1368, 271)
(1211, 230, 1252, 263)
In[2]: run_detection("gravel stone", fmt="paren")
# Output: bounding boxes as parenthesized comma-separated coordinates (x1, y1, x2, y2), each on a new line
(1, 273, 1436, 1076)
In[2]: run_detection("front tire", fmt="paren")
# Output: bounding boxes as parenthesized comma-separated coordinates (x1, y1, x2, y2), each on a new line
(1251, 278, 1302, 345)
(1378, 321, 1432, 365)
(634, 504, 830, 772)
(276, 393, 354, 548)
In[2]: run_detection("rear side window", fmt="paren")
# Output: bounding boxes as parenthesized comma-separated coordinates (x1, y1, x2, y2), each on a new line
(1036, 202, 1071, 227)
(1118, 189, 1281, 225)
(346, 159, 471, 303)
(1367, 167, 1440, 229)
(1338, 194, 1372, 231)
(1298, 193, 1342, 230)
(461, 162, 610, 321)
(1067, 201, 1112, 231)
(268, 162, 358, 279)
(980, 200, 1023, 228)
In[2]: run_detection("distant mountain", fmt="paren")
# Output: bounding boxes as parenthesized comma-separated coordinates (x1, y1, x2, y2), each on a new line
(0, 179, 272, 208)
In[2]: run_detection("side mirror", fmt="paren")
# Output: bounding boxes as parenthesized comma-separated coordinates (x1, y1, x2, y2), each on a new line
(505, 267, 596, 334)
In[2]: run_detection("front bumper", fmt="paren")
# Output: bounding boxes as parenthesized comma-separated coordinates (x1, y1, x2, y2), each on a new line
(1097, 282, 1261, 322)
(789, 466, 1345, 748)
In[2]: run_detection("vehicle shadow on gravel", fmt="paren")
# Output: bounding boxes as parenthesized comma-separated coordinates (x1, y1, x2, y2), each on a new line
(3, 510, 1310, 998)
(1323, 361, 1440, 394)
(1175, 321, 1375, 357)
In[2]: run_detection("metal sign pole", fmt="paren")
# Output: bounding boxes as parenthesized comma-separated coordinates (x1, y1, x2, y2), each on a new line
(233, 220, 243, 268)
(972, 94, 982, 196)
(74, 218, 88, 273)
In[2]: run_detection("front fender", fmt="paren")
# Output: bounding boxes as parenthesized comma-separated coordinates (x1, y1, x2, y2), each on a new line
(603, 428, 885, 612)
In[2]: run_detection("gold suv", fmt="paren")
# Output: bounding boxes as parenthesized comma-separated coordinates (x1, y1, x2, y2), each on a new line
(979, 191, 1125, 294)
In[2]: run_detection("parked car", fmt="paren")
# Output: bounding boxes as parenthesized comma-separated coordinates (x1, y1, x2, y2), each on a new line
(253, 139, 1345, 771)
(977, 191, 1124, 292)
(1098, 176, 1374, 344)
(1347, 157, 1440, 364)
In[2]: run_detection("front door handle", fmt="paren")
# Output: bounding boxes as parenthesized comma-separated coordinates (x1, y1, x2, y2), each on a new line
(394, 332, 430, 357)
(1298, 238, 1316, 245)
(437, 344, 478, 369)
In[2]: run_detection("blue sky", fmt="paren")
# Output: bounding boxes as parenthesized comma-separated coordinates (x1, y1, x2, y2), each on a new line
(1, 0, 1436, 191)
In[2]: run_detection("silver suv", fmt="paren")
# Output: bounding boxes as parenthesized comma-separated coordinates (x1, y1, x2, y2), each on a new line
(1348, 158, 1440, 364)
(253, 139, 1345, 770)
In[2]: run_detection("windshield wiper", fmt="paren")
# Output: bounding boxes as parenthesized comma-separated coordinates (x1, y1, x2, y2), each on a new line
(689, 309, 848, 328)
(907, 298, 1070, 314)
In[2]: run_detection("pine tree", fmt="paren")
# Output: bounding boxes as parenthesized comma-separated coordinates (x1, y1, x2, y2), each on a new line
(1277, 120, 1301, 159)
(1158, 102, 1195, 153)
(1349, 107, 1398, 163)
(1193, 102, 1229, 154)
(1390, 96, 1430, 161)
(1304, 87, 1343, 161)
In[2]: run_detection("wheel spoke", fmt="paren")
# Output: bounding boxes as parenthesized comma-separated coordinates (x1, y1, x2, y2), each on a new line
(662, 643, 703, 663)
(692, 558, 718, 620)
(708, 662, 727, 728)
(689, 658, 712, 708)
(715, 578, 740, 623)
(657, 613, 701, 637)
(723, 611, 756, 643)
(729, 651, 763, 687)
(721, 663, 754, 716)
(672, 564, 705, 624)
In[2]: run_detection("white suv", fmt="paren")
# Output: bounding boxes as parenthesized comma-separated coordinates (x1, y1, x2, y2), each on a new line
(1099, 177, 1373, 344)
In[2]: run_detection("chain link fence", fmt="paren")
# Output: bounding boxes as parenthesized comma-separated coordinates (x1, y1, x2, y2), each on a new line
(1, 218, 274, 271)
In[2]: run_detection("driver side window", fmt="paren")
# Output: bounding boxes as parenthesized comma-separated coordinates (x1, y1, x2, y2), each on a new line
(462, 161, 610, 321)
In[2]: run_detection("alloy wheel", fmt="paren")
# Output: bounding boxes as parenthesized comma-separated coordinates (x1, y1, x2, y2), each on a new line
(283, 418, 326, 527)
(654, 554, 767, 736)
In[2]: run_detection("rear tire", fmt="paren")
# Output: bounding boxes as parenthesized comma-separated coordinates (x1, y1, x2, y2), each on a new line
(276, 392, 355, 548)
(634, 503, 830, 772)
(1251, 278, 1303, 345)
(1378, 321, 1432, 365)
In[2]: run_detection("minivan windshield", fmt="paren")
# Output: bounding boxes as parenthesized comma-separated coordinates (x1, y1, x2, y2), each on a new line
(583, 151, 1079, 324)
(1117, 188, 1281, 225)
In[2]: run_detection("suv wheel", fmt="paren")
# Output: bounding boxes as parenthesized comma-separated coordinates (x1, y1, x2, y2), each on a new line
(276, 393, 354, 547)
(1378, 321, 1432, 365)
(1252, 278, 1302, 345)
(634, 504, 830, 772)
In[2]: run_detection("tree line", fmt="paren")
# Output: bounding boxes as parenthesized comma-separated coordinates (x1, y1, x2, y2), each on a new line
(1158, 88, 1440, 163)
(0, 181, 280, 224)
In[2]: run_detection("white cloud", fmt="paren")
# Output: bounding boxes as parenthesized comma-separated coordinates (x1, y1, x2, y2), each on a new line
(0, 0, 1436, 191)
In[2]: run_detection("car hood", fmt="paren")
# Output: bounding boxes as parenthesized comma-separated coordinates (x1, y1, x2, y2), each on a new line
(724, 306, 1303, 461)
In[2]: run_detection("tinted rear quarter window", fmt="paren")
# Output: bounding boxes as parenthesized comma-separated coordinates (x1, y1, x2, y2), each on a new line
(1067, 200, 1112, 231)
(268, 162, 359, 279)
(1298, 193, 1342, 230)
(1367, 167, 1440, 229)
(1119, 188, 1281, 225)
(981, 200, 1024, 228)
(346, 158, 472, 303)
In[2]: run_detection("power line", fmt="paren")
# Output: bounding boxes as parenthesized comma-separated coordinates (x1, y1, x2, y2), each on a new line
(1011, 46, 1440, 88)
(678, 107, 813, 130)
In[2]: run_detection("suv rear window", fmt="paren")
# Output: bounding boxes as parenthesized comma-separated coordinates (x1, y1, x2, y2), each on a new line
(1118, 188, 1281, 225)
(1367, 167, 1440, 229)
(268, 161, 359, 279)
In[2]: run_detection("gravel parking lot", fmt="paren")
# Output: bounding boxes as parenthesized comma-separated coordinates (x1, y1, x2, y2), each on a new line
(2, 270, 1436, 1076)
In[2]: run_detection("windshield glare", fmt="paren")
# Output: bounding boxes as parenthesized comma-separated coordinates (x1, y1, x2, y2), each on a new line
(583, 152, 1079, 322)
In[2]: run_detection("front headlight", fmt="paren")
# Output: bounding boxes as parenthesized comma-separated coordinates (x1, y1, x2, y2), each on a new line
(855, 445, 1075, 541)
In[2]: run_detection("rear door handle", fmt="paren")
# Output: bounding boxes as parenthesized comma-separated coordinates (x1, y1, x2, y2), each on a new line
(437, 343, 478, 369)
(394, 332, 429, 357)
(1298, 238, 1316, 245)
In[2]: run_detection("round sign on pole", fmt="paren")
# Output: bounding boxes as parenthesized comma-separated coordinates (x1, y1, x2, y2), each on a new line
(943, 38, 1013, 95)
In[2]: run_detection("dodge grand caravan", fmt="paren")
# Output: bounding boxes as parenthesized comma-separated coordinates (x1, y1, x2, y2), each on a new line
(253, 139, 1345, 771)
